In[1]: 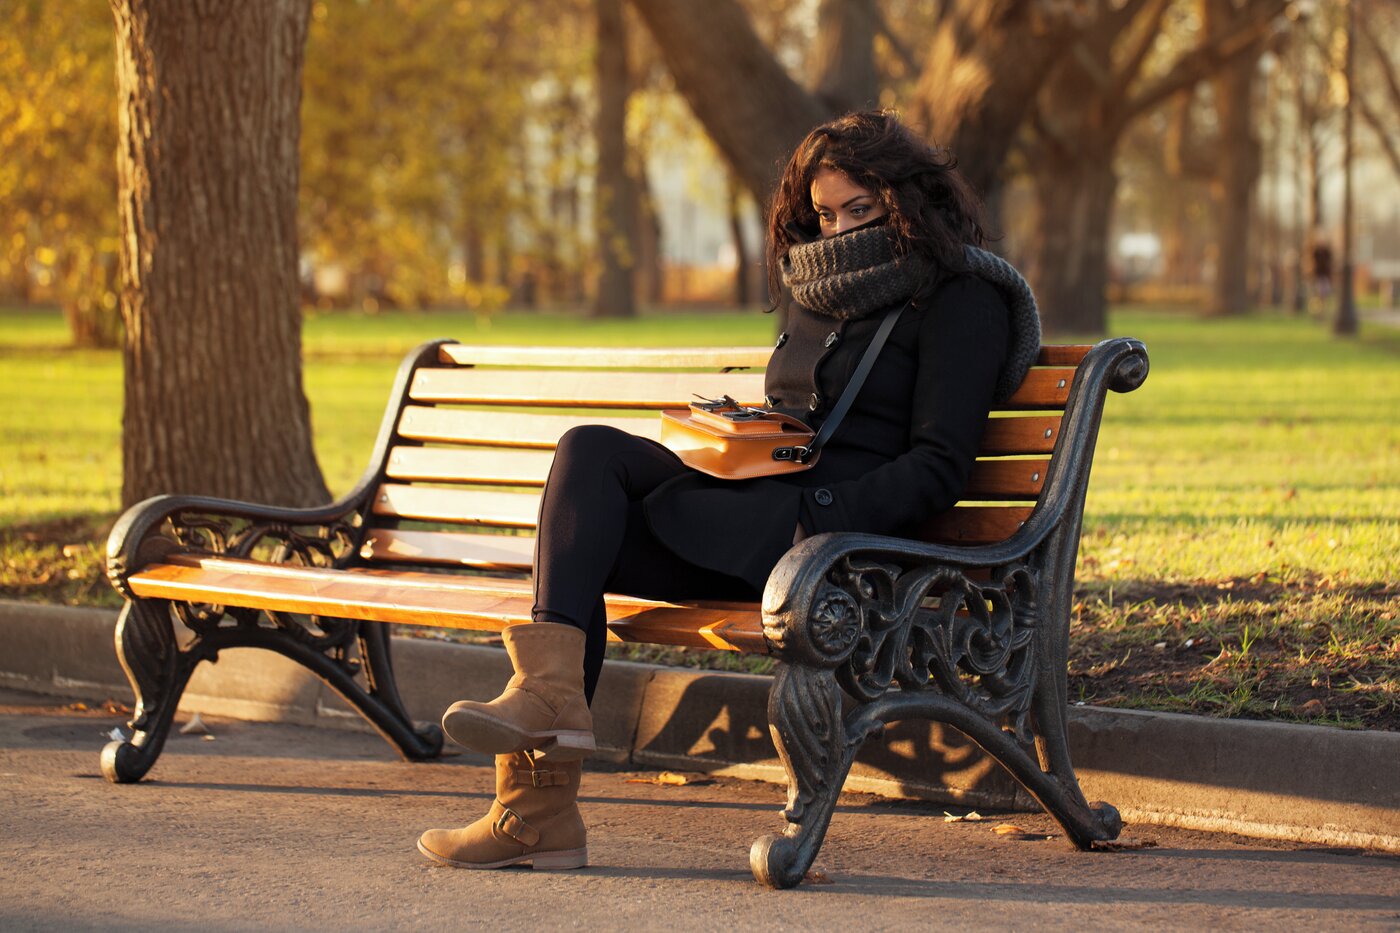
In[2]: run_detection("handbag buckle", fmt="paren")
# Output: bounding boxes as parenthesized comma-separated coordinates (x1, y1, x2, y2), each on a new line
(773, 445, 811, 462)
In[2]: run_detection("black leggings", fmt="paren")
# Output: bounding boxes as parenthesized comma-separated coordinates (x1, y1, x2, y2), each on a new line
(532, 425, 760, 703)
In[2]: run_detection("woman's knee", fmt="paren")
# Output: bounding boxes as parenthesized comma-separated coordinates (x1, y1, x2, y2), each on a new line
(553, 424, 634, 466)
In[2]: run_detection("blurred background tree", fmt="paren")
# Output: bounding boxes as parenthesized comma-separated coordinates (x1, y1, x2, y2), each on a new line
(0, 0, 120, 347)
(4, 0, 1398, 343)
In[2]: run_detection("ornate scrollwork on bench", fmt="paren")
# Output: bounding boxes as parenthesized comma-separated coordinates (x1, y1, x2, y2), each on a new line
(101, 498, 441, 784)
(754, 545, 1119, 889)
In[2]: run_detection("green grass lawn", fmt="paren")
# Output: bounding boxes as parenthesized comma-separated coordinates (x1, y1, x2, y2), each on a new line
(2, 304, 1397, 728)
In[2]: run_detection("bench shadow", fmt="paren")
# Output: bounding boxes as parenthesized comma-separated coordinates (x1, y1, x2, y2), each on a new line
(590, 864, 1400, 912)
(634, 670, 1029, 808)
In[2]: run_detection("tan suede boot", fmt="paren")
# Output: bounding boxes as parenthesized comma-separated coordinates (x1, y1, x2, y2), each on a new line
(441, 621, 595, 760)
(417, 751, 587, 870)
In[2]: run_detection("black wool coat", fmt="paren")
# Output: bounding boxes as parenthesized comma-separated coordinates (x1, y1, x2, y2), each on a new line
(643, 271, 1011, 592)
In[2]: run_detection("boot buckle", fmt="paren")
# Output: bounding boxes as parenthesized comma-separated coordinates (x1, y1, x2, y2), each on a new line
(513, 767, 568, 788)
(493, 806, 540, 846)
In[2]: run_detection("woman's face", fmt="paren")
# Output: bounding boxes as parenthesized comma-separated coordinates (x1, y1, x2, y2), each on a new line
(810, 168, 887, 238)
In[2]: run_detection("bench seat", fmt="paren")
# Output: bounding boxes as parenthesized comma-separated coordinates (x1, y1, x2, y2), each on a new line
(128, 553, 768, 652)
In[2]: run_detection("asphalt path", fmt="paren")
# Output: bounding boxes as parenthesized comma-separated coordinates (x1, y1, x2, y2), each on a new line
(1, 689, 1396, 931)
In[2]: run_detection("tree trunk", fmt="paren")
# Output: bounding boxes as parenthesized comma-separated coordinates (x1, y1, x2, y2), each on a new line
(728, 174, 750, 307)
(592, 0, 637, 318)
(1204, 9, 1262, 316)
(810, 0, 879, 113)
(1029, 156, 1119, 335)
(634, 164, 664, 305)
(463, 221, 486, 284)
(111, 0, 328, 508)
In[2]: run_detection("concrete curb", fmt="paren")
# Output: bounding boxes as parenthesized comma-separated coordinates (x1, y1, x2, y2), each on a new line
(3, 598, 1396, 852)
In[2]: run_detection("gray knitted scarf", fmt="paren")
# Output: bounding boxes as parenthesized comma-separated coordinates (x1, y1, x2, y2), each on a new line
(782, 224, 1042, 402)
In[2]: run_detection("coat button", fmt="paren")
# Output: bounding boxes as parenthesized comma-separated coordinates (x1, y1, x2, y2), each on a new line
(775, 332, 788, 349)
(808, 393, 821, 411)
(824, 331, 839, 348)
(814, 488, 834, 506)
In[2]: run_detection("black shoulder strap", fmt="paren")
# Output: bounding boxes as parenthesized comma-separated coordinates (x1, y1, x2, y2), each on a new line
(800, 300, 908, 462)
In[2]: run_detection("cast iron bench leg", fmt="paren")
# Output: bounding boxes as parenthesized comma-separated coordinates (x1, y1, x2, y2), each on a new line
(101, 597, 200, 783)
(751, 553, 1122, 887)
(101, 598, 442, 783)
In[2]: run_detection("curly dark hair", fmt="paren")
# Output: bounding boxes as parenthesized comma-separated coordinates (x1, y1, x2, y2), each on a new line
(765, 110, 988, 306)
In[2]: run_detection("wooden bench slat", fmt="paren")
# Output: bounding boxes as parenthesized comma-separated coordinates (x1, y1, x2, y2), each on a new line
(409, 370, 767, 409)
(361, 529, 535, 570)
(127, 556, 766, 652)
(961, 458, 1049, 500)
(439, 345, 773, 369)
(995, 368, 1075, 410)
(386, 446, 555, 485)
(382, 446, 1048, 499)
(917, 505, 1034, 544)
(1035, 345, 1090, 366)
(435, 344, 1091, 369)
(398, 407, 658, 448)
(980, 416, 1062, 455)
(371, 483, 539, 527)
(399, 405, 1061, 456)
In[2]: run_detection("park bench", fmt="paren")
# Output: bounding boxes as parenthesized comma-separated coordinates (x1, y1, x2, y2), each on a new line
(104, 333, 1149, 888)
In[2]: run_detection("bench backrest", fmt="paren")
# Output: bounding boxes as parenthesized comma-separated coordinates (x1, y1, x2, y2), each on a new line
(355, 342, 1091, 573)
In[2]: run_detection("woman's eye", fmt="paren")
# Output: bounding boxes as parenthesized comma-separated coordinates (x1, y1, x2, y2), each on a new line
(851, 206, 868, 217)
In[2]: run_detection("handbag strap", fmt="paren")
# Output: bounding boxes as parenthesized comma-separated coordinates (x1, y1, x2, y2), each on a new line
(797, 299, 909, 462)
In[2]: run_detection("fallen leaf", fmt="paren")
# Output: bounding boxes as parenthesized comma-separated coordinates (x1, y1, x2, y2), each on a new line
(1296, 699, 1325, 717)
(202, 734, 216, 742)
(943, 810, 984, 823)
(67, 702, 89, 712)
(1092, 837, 1159, 851)
(624, 771, 714, 787)
(992, 823, 1027, 835)
(179, 712, 211, 736)
(803, 869, 833, 885)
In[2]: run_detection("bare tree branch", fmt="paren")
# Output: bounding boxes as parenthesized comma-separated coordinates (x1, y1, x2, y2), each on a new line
(1111, 0, 1174, 89)
(1357, 8, 1400, 116)
(1358, 93, 1400, 180)
(627, 0, 829, 206)
(869, 0, 922, 75)
(1124, 0, 1288, 120)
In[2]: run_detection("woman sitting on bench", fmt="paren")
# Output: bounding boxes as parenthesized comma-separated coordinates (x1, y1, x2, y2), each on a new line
(416, 109, 1041, 871)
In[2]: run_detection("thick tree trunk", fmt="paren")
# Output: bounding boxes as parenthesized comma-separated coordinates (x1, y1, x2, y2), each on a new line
(592, 0, 637, 318)
(111, 0, 328, 508)
(810, 0, 879, 113)
(1029, 156, 1118, 335)
(628, 0, 829, 208)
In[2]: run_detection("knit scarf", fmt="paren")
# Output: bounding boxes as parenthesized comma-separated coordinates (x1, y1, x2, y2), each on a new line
(781, 224, 1043, 403)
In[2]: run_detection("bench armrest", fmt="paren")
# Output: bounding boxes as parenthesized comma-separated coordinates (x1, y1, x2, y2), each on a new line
(760, 337, 1149, 699)
(106, 491, 373, 598)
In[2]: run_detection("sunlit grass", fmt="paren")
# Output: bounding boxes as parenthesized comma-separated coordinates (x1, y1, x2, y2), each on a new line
(3, 304, 1397, 727)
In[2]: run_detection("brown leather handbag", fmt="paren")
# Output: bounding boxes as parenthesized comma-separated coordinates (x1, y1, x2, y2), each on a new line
(660, 300, 908, 480)
(660, 398, 817, 480)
